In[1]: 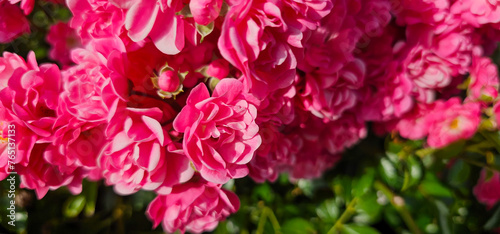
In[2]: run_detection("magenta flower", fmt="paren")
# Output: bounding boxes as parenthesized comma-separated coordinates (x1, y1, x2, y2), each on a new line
(218, 0, 332, 99)
(467, 51, 499, 102)
(395, 102, 436, 140)
(0, 2, 30, 43)
(121, 0, 186, 54)
(189, 0, 222, 25)
(100, 107, 194, 195)
(298, 59, 365, 121)
(18, 144, 87, 198)
(248, 122, 294, 182)
(173, 78, 261, 184)
(451, 0, 500, 27)
(0, 52, 35, 90)
(67, 0, 125, 44)
(146, 178, 240, 234)
(474, 169, 500, 209)
(46, 22, 81, 66)
(0, 52, 60, 140)
(206, 59, 230, 79)
(426, 98, 481, 148)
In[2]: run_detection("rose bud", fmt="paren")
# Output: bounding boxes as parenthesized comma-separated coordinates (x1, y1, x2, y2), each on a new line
(206, 59, 229, 79)
(189, 0, 223, 25)
(158, 70, 181, 92)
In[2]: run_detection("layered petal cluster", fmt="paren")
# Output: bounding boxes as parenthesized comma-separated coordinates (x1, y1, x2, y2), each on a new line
(425, 98, 481, 148)
(5, 0, 500, 232)
(46, 22, 82, 66)
(451, 0, 500, 27)
(174, 79, 261, 184)
(100, 107, 194, 195)
(146, 178, 240, 234)
(119, 0, 186, 54)
(67, 0, 125, 44)
(0, 52, 86, 197)
(44, 38, 128, 180)
(296, 0, 391, 121)
(474, 169, 500, 209)
(248, 122, 294, 182)
(467, 50, 499, 102)
(392, 98, 481, 148)
(218, 0, 332, 99)
(0, 2, 30, 43)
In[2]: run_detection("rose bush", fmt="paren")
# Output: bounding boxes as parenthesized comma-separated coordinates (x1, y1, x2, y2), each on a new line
(1, 0, 500, 233)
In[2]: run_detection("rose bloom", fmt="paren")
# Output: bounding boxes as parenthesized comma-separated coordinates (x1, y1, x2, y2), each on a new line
(0, 2, 30, 43)
(467, 51, 499, 102)
(173, 78, 261, 184)
(474, 169, 500, 209)
(146, 178, 240, 234)
(46, 22, 81, 66)
(426, 98, 481, 148)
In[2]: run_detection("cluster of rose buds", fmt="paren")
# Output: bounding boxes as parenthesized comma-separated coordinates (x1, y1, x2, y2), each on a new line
(1, 0, 500, 233)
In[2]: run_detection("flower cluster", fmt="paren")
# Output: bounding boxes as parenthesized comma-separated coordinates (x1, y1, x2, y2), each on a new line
(1, 0, 500, 233)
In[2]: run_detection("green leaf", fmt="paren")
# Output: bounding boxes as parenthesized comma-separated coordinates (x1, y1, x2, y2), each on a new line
(387, 141, 404, 154)
(177, 4, 192, 17)
(378, 158, 402, 190)
(316, 199, 340, 223)
(434, 200, 452, 234)
(433, 140, 465, 159)
(341, 224, 381, 234)
(196, 22, 214, 43)
(281, 218, 316, 234)
(419, 174, 452, 198)
(481, 131, 500, 153)
(484, 205, 500, 230)
(401, 156, 423, 191)
(82, 180, 98, 216)
(354, 193, 382, 224)
(353, 168, 375, 197)
(63, 195, 86, 218)
(252, 183, 274, 203)
(446, 159, 470, 187)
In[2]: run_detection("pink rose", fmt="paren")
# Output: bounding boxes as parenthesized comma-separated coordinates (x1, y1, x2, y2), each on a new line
(394, 0, 450, 27)
(0, 51, 33, 90)
(17, 144, 87, 198)
(451, 0, 500, 27)
(67, 0, 125, 44)
(122, 0, 186, 54)
(0, 2, 30, 43)
(189, 0, 222, 25)
(474, 169, 500, 209)
(285, 133, 341, 181)
(467, 52, 499, 102)
(298, 59, 365, 121)
(248, 122, 293, 182)
(426, 98, 481, 148)
(206, 59, 230, 79)
(173, 78, 261, 184)
(395, 102, 436, 140)
(100, 107, 194, 195)
(218, 0, 332, 99)
(146, 178, 240, 234)
(158, 70, 181, 92)
(0, 52, 60, 139)
(8, 0, 34, 15)
(46, 22, 81, 66)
